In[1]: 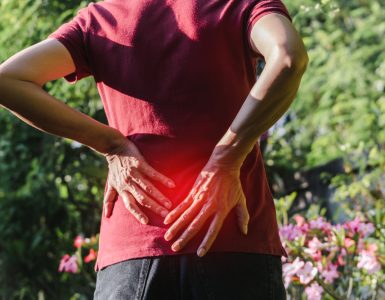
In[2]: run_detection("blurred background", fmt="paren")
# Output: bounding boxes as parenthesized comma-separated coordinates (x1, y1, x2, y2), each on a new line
(0, 0, 384, 299)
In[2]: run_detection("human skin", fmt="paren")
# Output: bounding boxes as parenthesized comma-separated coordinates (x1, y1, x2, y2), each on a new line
(0, 13, 308, 257)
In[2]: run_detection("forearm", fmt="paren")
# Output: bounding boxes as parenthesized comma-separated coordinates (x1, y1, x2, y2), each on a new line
(210, 49, 308, 167)
(0, 76, 126, 155)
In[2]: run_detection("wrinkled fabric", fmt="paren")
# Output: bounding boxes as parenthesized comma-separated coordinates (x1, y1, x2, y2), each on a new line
(47, 0, 291, 272)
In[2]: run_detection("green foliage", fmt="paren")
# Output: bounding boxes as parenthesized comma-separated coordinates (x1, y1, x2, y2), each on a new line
(0, 0, 384, 299)
(0, 1, 105, 299)
(269, 1, 385, 297)
(267, 0, 385, 170)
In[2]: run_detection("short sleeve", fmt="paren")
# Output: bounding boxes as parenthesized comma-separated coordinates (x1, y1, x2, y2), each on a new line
(47, 6, 92, 84)
(246, 0, 292, 55)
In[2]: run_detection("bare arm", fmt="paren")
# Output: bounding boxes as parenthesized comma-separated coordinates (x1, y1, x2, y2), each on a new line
(0, 38, 125, 154)
(164, 13, 308, 256)
(0, 38, 175, 222)
(211, 13, 308, 166)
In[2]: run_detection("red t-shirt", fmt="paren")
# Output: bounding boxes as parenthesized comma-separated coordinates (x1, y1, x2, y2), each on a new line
(48, 0, 291, 272)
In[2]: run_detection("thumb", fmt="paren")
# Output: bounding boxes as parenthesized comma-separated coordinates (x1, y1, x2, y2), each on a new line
(235, 196, 249, 235)
(104, 183, 117, 218)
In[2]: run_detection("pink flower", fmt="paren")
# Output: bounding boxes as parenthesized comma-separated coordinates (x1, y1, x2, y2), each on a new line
(304, 247, 322, 261)
(305, 282, 323, 300)
(337, 248, 347, 266)
(282, 257, 305, 288)
(344, 217, 375, 238)
(321, 263, 339, 284)
(58, 254, 78, 273)
(308, 237, 323, 250)
(293, 214, 306, 227)
(309, 217, 331, 232)
(344, 237, 355, 249)
(304, 237, 323, 261)
(297, 261, 318, 284)
(358, 222, 375, 238)
(366, 243, 378, 255)
(357, 251, 381, 274)
(84, 248, 97, 263)
(344, 217, 361, 236)
(74, 235, 84, 249)
(279, 224, 303, 241)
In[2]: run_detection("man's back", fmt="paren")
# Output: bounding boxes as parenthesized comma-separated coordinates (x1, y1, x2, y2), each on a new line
(48, 0, 291, 272)
(51, 0, 289, 137)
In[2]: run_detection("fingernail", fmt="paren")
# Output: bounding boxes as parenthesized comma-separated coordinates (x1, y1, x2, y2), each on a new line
(164, 216, 170, 225)
(141, 217, 148, 225)
(168, 181, 176, 188)
(165, 201, 172, 209)
(243, 225, 248, 235)
(198, 248, 205, 257)
(172, 241, 181, 252)
(164, 232, 171, 241)
(161, 210, 169, 218)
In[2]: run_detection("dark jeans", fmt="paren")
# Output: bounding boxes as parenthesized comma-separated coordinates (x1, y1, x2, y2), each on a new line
(93, 252, 286, 300)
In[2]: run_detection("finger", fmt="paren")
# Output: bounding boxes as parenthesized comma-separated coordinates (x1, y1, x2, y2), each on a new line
(164, 181, 203, 225)
(235, 197, 250, 235)
(131, 173, 173, 209)
(197, 214, 225, 257)
(127, 185, 170, 218)
(103, 183, 118, 218)
(121, 191, 149, 225)
(139, 161, 176, 188)
(170, 204, 213, 252)
(163, 194, 194, 225)
(164, 200, 203, 242)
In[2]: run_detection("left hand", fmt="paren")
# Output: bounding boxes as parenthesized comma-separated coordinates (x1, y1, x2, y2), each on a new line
(163, 161, 250, 257)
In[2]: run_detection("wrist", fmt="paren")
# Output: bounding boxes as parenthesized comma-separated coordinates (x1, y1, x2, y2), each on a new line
(209, 130, 255, 169)
(208, 145, 245, 170)
(97, 127, 127, 156)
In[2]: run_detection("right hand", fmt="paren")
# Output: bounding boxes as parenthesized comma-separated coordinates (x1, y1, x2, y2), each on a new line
(103, 137, 176, 224)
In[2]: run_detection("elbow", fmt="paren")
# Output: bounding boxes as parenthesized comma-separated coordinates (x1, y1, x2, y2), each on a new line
(281, 49, 309, 74)
(271, 45, 309, 75)
(0, 65, 13, 83)
(0, 66, 6, 99)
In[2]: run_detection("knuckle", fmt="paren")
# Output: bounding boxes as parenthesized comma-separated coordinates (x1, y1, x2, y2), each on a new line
(137, 197, 146, 205)
(143, 200, 153, 209)
(156, 207, 164, 214)
(193, 193, 204, 202)
(128, 157, 140, 168)
(143, 185, 153, 194)
(188, 225, 198, 234)
(135, 159, 142, 167)
(208, 227, 218, 236)
(181, 213, 189, 222)
(121, 166, 131, 175)
(117, 187, 126, 194)
(146, 169, 156, 178)
(197, 210, 206, 219)
(126, 203, 134, 212)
